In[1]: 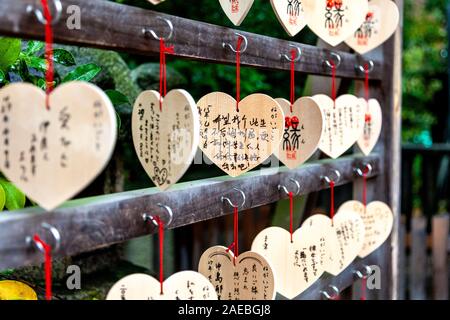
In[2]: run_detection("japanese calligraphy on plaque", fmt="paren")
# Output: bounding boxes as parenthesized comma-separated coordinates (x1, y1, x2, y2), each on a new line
(302, 0, 368, 46)
(314, 94, 365, 159)
(274, 97, 323, 169)
(338, 200, 394, 258)
(106, 272, 217, 300)
(357, 98, 382, 155)
(197, 92, 284, 177)
(345, 0, 400, 54)
(198, 246, 276, 300)
(132, 89, 199, 190)
(0, 82, 117, 211)
(270, 0, 307, 36)
(218, 0, 254, 26)
(251, 215, 331, 299)
(325, 210, 365, 276)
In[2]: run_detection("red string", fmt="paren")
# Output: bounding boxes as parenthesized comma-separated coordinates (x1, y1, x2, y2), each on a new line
(40, 0, 54, 110)
(330, 60, 336, 107)
(360, 276, 367, 300)
(33, 235, 52, 300)
(290, 49, 296, 113)
(225, 206, 239, 265)
(289, 191, 294, 242)
(235, 36, 244, 112)
(330, 181, 335, 222)
(153, 216, 165, 295)
(159, 38, 174, 111)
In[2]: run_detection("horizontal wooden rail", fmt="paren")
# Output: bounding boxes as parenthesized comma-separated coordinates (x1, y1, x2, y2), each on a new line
(0, 154, 381, 270)
(0, 0, 383, 80)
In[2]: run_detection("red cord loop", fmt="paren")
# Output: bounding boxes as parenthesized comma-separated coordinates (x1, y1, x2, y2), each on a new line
(33, 234, 52, 300)
(330, 60, 336, 106)
(40, 0, 54, 110)
(226, 206, 240, 265)
(361, 276, 368, 300)
(329, 180, 335, 221)
(159, 38, 174, 111)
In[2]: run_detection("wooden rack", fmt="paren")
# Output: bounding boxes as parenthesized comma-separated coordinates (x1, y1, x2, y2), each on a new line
(0, 0, 403, 300)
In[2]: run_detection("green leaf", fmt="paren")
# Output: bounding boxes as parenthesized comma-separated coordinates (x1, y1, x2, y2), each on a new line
(52, 49, 76, 66)
(0, 38, 21, 72)
(62, 63, 101, 83)
(115, 112, 122, 131)
(105, 89, 130, 106)
(37, 78, 46, 90)
(25, 41, 44, 55)
(25, 56, 47, 72)
(0, 184, 5, 211)
(0, 179, 26, 211)
(0, 70, 5, 84)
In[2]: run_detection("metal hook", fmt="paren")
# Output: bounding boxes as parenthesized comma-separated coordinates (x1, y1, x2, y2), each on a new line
(143, 203, 174, 228)
(142, 17, 174, 41)
(324, 52, 342, 69)
(354, 265, 373, 279)
(278, 178, 301, 196)
(321, 285, 340, 300)
(221, 187, 246, 209)
(354, 163, 373, 177)
(222, 32, 248, 54)
(280, 44, 302, 62)
(26, 223, 61, 253)
(321, 169, 341, 184)
(356, 60, 375, 73)
(26, 0, 63, 25)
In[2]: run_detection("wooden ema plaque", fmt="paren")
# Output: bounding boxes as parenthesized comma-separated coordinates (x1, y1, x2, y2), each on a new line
(345, 0, 400, 54)
(197, 92, 284, 177)
(106, 272, 217, 300)
(314, 94, 365, 159)
(251, 214, 332, 299)
(357, 98, 382, 155)
(270, 0, 308, 36)
(198, 246, 276, 300)
(338, 200, 394, 258)
(0, 82, 117, 211)
(274, 97, 323, 169)
(218, 0, 254, 26)
(132, 89, 199, 190)
(303, 0, 369, 46)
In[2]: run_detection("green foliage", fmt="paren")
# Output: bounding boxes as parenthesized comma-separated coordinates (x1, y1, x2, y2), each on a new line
(51, 49, 76, 66)
(105, 89, 130, 106)
(0, 179, 26, 211)
(402, 0, 448, 143)
(0, 184, 5, 211)
(62, 63, 102, 82)
(0, 38, 21, 72)
(0, 38, 106, 211)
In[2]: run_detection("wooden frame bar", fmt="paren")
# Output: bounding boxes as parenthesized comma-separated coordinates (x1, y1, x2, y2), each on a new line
(0, 0, 382, 80)
(0, 154, 380, 270)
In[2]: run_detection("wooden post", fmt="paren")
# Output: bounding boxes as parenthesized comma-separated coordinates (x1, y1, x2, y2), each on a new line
(432, 213, 449, 300)
(410, 215, 427, 300)
(398, 216, 406, 300)
(380, 0, 404, 300)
